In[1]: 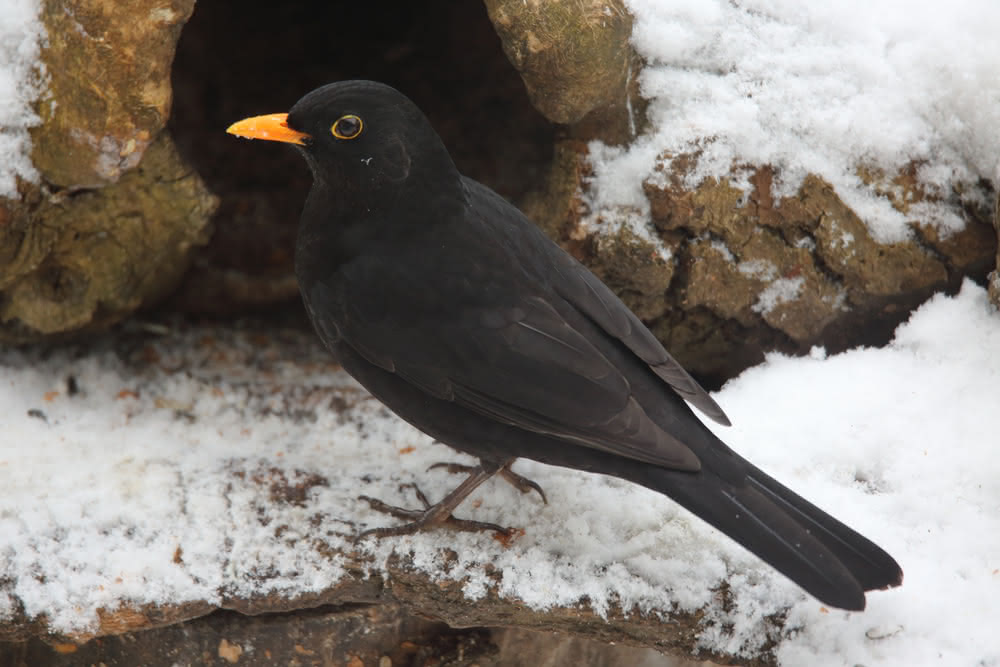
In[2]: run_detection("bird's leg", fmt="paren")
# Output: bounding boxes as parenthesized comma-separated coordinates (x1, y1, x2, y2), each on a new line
(358, 483, 433, 522)
(428, 460, 547, 504)
(357, 465, 511, 540)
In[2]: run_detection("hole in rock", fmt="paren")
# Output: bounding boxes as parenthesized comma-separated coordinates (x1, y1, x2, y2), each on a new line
(168, 0, 554, 314)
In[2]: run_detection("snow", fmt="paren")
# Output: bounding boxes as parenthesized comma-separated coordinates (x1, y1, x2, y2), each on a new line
(2, 280, 998, 665)
(0, 0, 45, 198)
(752, 276, 804, 315)
(586, 0, 1000, 243)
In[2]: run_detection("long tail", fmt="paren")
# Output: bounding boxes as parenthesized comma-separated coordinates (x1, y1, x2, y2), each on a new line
(629, 446, 903, 610)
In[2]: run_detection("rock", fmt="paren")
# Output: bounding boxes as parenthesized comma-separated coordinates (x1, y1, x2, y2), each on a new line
(0, 607, 700, 667)
(685, 228, 847, 342)
(0, 605, 495, 667)
(0, 135, 215, 342)
(0, 0, 215, 342)
(0, 550, 746, 665)
(31, 0, 195, 188)
(492, 628, 698, 667)
(587, 225, 677, 321)
(989, 270, 1000, 308)
(521, 139, 590, 243)
(484, 0, 641, 143)
(548, 157, 995, 382)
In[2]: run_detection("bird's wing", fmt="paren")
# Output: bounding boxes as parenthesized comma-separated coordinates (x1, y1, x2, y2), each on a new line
(549, 250, 731, 426)
(335, 276, 701, 471)
(464, 176, 730, 427)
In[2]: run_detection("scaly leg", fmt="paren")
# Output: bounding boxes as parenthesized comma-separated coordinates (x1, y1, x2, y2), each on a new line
(356, 464, 511, 540)
(428, 460, 547, 504)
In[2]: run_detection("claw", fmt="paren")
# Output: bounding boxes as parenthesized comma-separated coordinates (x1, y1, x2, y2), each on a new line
(354, 464, 515, 541)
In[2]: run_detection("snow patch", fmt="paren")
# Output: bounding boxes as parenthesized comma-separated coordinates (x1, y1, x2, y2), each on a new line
(585, 0, 1000, 243)
(752, 276, 805, 315)
(2, 282, 999, 664)
(0, 0, 46, 198)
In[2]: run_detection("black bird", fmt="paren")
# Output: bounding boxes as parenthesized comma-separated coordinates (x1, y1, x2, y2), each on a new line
(227, 80, 902, 611)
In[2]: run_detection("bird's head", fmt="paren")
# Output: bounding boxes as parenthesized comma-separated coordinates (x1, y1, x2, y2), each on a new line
(227, 80, 459, 203)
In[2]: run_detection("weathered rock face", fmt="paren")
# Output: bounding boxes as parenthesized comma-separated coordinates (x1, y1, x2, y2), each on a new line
(0, 607, 695, 667)
(608, 164, 991, 381)
(1, 135, 214, 339)
(484, 0, 640, 144)
(0, 0, 216, 343)
(1, 605, 497, 667)
(31, 0, 194, 188)
(657, 166, 993, 378)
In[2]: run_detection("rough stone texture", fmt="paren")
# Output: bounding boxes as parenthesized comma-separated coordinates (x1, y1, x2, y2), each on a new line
(0, 605, 494, 667)
(0, 0, 216, 343)
(484, 0, 641, 144)
(493, 628, 704, 667)
(0, 607, 702, 667)
(521, 140, 589, 244)
(553, 156, 996, 383)
(586, 226, 677, 321)
(0, 542, 762, 666)
(0, 526, 746, 663)
(30, 0, 195, 188)
(0, 135, 215, 342)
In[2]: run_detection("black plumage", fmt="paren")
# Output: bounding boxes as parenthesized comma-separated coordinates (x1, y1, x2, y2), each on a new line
(227, 80, 902, 611)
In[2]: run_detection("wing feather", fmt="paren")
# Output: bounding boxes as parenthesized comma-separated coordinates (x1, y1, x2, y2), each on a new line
(552, 256, 732, 426)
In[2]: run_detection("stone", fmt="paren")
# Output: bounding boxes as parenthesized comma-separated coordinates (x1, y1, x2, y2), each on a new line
(587, 225, 677, 321)
(30, 0, 196, 188)
(0, 135, 215, 342)
(0, 607, 702, 667)
(0, 541, 767, 666)
(0, 0, 215, 342)
(0, 605, 495, 667)
(572, 161, 993, 380)
(484, 0, 640, 143)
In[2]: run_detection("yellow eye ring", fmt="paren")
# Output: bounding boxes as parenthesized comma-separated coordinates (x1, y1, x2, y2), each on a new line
(331, 114, 363, 140)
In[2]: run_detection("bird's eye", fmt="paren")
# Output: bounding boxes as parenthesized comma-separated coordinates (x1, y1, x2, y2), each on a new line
(331, 115, 363, 140)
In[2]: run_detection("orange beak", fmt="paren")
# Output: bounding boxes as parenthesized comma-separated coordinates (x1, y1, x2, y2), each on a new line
(226, 113, 310, 145)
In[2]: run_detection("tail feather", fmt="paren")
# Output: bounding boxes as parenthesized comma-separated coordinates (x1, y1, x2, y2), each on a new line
(635, 459, 903, 610)
(744, 470, 903, 592)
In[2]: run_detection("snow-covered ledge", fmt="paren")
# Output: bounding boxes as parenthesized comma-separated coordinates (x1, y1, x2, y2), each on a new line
(3, 281, 998, 665)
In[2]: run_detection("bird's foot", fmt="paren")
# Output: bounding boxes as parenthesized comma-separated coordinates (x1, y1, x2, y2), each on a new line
(428, 461, 547, 504)
(356, 482, 511, 540)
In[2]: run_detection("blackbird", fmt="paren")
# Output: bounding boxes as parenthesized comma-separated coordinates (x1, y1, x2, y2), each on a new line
(227, 80, 902, 610)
